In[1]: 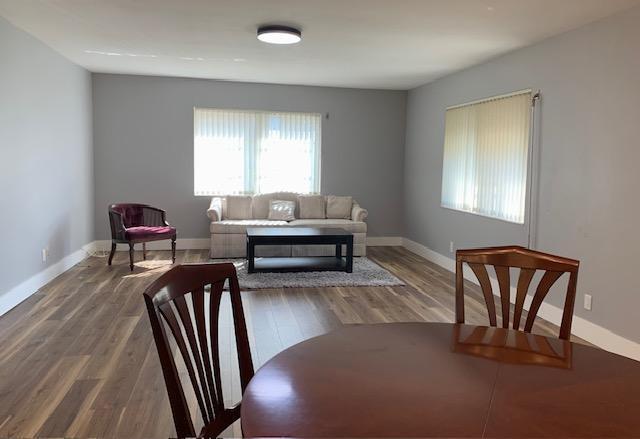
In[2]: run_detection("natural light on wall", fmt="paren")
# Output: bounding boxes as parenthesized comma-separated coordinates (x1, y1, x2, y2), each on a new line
(194, 108, 321, 195)
(441, 91, 532, 224)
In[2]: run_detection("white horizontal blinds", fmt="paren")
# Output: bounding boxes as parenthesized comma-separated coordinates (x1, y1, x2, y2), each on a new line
(194, 108, 321, 195)
(441, 91, 531, 223)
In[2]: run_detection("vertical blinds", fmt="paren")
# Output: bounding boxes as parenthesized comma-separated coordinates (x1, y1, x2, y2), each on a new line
(441, 91, 532, 224)
(194, 108, 321, 195)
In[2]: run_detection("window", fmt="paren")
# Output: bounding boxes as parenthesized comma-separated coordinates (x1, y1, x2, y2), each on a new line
(194, 108, 321, 195)
(441, 91, 532, 224)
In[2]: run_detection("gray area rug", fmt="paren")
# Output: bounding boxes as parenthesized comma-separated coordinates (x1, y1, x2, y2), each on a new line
(222, 257, 405, 289)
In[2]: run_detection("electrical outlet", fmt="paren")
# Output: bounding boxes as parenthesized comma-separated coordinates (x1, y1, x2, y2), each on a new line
(449, 241, 454, 253)
(584, 294, 592, 311)
(41, 248, 48, 263)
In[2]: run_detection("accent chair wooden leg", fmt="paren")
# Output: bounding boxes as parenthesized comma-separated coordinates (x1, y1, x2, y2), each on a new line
(108, 242, 116, 266)
(143, 242, 147, 260)
(129, 242, 135, 271)
(171, 238, 176, 263)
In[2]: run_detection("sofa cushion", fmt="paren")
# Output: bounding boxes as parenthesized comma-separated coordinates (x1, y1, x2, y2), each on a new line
(326, 195, 353, 219)
(268, 200, 296, 221)
(288, 219, 367, 233)
(298, 195, 325, 219)
(252, 192, 299, 219)
(224, 196, 252, 219)
(210, 220, 289, 234)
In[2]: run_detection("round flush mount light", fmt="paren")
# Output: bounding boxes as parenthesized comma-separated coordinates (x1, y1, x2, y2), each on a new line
(257, 25, 302, 44)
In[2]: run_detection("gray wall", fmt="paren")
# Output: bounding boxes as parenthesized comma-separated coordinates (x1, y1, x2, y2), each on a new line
(0, 17, 93, 297)
(92, 74, 406, 239)
(404, 6, 640, 342)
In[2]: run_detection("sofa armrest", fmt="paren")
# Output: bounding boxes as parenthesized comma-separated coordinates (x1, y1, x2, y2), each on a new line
(351, 204, 368, 222)
(207, 197, 223, 222)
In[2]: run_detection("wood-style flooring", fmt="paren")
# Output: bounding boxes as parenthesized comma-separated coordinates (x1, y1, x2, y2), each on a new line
(0, 246, 568, 438)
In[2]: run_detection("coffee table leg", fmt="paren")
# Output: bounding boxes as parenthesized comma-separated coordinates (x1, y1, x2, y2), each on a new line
(346, 237, 353, 273)
(336, 244, 342, 260)
(247, 238, 255, 273)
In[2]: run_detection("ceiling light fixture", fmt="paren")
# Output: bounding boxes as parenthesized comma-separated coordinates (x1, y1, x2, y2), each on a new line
(257, 25, 302, 45)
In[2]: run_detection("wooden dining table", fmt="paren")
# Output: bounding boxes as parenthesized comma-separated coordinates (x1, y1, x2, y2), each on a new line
(240, 322, 640, 437)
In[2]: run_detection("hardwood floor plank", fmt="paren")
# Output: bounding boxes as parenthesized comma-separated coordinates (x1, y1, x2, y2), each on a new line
(36, 379, 100, 437)
(1, 355, 90, 437)
(0, 246, 573, 438)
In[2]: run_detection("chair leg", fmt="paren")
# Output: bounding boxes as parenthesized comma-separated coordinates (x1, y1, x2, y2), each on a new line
(143, 242, 147, 260)
(129, 242, 135, 271)
(108, 242, 116, 266)
(171, 238, 176, 264)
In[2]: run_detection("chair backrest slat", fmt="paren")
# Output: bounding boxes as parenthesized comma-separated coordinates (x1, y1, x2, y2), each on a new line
(523, 270, 564, 333)
(456, 246, 579, 340)
(513, 268, 535, 330)
(209, 280, 226, 415)
(468, 263, 497, 326)
(173, 294, 215, 424)
(192, 286, 218, 420)
(146, 299, 194, 435)
(494, 266, 510, 329)
(144, 263, 254, 438)
(157, 302, 209, 426)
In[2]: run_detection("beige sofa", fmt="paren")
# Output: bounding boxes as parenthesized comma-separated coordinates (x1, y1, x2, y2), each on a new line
(207, 192, 368, 258)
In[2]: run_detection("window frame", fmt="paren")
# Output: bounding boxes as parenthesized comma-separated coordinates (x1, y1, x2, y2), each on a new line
(440, 89, 534, 225)
(193, 107, 322, 196)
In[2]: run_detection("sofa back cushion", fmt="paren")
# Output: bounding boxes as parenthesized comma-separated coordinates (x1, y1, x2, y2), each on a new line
(252, 192, 299, 219)
(298, 195, 326, 219)
(326, 195, 353, 219)
(223, 195, 252, 219)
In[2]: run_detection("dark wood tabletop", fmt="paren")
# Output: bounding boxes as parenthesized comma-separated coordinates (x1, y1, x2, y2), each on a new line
(240, 322, 640, 438)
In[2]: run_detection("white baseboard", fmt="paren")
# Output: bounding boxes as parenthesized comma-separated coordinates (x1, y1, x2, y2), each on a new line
(367, 236, 403, 246)
(0, 244, 93, 316)
(402, 238, 640, 362)
(403, 238, 456, 270)
(92, 238, 210, 252)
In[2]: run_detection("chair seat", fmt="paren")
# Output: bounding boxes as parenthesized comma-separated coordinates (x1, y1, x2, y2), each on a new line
(125, 226, 176, 241)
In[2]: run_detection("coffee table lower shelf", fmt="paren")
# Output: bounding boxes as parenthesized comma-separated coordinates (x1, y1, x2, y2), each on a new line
(250, 256, 348, 273)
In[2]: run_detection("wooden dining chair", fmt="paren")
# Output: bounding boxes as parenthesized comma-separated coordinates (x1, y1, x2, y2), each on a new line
(455, 246, 579, 340)
(143, 263, 254, 438)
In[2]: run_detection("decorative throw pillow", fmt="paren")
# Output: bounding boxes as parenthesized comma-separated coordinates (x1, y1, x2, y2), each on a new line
(326, 195, 353, 219)
(268, 200, 296, 221)
(224, 195, 252, 220)
(298, 195, 326, 219)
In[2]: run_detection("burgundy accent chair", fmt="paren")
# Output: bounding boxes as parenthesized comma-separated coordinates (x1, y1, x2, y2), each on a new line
(108, 203, 177, 270)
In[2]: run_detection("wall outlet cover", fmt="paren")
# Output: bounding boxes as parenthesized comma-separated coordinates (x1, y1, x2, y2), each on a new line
(584, 294, 592, 311)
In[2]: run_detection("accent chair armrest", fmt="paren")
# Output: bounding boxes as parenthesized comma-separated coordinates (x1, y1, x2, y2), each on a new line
(108, 208, 127, 241)
(207, 197, 223, 222)
(141, 205, 169, 226)
(351, 203, 368, 222)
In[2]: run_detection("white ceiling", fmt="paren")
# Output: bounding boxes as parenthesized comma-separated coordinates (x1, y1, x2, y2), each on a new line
(1, 0, 639, 90)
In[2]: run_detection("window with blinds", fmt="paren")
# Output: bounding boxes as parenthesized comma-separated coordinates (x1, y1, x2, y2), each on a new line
(441, 91, 532, 224)
(194, 108, 322, 195)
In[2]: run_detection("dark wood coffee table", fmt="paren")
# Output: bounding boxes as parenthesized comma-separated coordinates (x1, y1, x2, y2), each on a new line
(246, 227, 353, 274)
